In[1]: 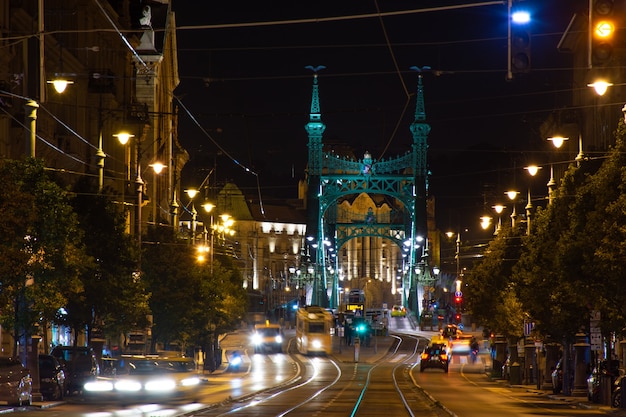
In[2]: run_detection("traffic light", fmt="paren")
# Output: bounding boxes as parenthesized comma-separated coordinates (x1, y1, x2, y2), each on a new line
(591, 0, 616, 66)
(454, 295, 462, 305)
(354, 320, 368, 335)
(510, 8, 531, 74)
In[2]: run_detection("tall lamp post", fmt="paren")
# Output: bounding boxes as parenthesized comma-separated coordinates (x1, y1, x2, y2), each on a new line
(202, 202, 215, 272)
(115, 132, 143, 253)
(184, 188, 199, 244)
(415, 239, 439, 323)
(149, 162, 166, 223)
(505, 190, 520, 229)
(492, 204, 506, 235)
(524, 165, 542, 235)
(546, 136, 568, 205)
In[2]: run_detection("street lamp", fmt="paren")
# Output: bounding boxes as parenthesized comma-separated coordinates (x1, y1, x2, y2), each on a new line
(547, 135, 568, 149)
(415, 239, 439, 323)
(505, 190, 520, 228)
(493, 204, 506, 235)
(184, 188, 199, 244)
(47, 77, 74, 94)
(202, 202, 215, 272)
(524, 165, 542, 235)
(148, 162, 166, 224)
(588, 80, 613, 96)
(546, 136, 569, 205)
(115, 131, 143, 249)
(480, 215, 492, 230)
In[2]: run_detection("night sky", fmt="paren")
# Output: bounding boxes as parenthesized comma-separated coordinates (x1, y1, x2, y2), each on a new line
(171, 0, 585, 234)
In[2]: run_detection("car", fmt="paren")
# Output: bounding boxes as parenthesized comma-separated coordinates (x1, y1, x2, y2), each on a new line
(38, 354, 65, 401)
(587, 359, 618, 403)
(0, 357, 32, 406)
(251, 323, 283, 353)
(430, 335, 450, 353)
(83, 355, 202, 403)
(419, 344, 449, 372)
(391, 305, 406, 317)
(612, 375, 623, 408)
(441, 324, 462, 339)
(50, 346, 99, 395)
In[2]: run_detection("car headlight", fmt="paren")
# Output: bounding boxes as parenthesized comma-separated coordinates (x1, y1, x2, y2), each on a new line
(312, 340, 322, 349)
(84, 380, 114, 392)
(275, 335, 283, 344)
(251, 333, 262, 345)
(114, 379, 142, 392)
(145, 378, 176, 392)
(181, 376, 200, 387)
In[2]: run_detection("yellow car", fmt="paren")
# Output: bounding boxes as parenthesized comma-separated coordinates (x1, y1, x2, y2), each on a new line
(391, 305, 406, 317)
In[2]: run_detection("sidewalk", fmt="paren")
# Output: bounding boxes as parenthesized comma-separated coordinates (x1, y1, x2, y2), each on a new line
(492, 378, 626, 416)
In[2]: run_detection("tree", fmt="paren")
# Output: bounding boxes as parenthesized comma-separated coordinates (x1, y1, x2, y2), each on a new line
(142, 224, 247, 360)
(464, 222, 524, 339)
(577, 128, 626, 338)
(514, 157, 603, 343)
(69, 178, 149, 346)
(0, 159, 86, 356)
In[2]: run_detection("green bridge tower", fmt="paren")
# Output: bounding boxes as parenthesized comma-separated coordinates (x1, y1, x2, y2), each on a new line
(304, 67, 432, 318)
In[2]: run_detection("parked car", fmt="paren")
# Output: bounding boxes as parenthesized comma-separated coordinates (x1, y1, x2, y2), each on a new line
(0, 357, 32, 406)
(38, 354, 65, 401)
(50, 346, 99, 395)
(612, 375, 624, 408)
(587, 359, 619, 403)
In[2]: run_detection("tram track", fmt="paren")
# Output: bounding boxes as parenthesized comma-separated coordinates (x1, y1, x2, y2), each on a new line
(186, 332, 451, 417)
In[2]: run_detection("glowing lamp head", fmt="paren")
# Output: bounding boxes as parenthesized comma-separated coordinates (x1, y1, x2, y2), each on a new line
(114, 132, 134, 145)
(525, 165, 541, 176)
(48, 78, 74, 93)
(505, 190, 519, 201)
(185, 189, 199, 199)
(588, 80, 613, 96)
(547, 136, 568, 149)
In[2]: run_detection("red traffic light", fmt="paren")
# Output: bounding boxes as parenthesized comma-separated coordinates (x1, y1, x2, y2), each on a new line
(454, 296, 462, 304)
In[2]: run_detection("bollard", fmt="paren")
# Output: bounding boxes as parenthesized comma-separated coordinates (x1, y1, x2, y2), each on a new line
(601, 374, 611, 405)
(510, 362, 521, 385)
(337, 325, 344, 354)
(354, 336, 360, 363)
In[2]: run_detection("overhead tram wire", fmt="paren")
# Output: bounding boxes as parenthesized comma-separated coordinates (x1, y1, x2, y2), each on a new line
(176, 2, 505, 31)
(0, 98, 88, 167)
(373, 0, 413, 162)
(93, 0, 148, 71)
(174, 96, 266, 217)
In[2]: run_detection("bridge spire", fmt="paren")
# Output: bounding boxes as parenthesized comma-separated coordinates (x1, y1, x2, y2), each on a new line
(304, 66, 327, 306)
(414, 73, 426, 122)
(305, 66, 326, 177)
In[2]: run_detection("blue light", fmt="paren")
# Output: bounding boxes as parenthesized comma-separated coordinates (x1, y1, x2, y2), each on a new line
(512, 10, 530, 24)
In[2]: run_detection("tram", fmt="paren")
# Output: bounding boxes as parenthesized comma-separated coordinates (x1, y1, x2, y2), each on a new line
(295, 306, 334, 355)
